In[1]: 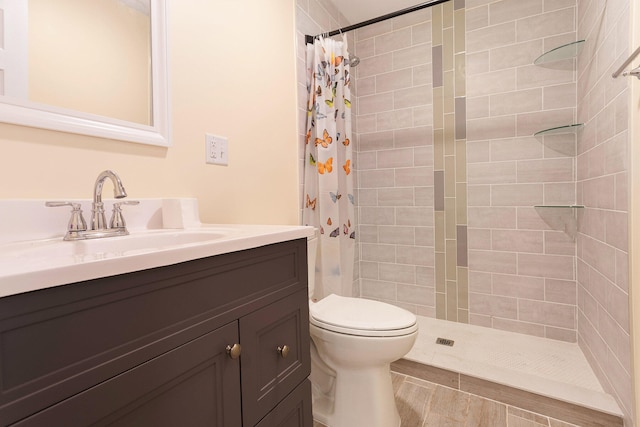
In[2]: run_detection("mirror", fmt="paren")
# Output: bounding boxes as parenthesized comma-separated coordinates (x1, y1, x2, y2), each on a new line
(0, 0, 170, 146)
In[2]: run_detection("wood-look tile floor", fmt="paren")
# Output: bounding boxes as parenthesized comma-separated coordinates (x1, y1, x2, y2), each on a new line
(313, 372, 582, 427)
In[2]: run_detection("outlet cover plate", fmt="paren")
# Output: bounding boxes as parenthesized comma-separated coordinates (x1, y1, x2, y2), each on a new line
(205, 134, 228, 166)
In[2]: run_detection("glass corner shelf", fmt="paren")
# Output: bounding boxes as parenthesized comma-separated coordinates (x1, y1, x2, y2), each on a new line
(534, 205, 585, 208)
(534, 123, 583, 137)
(534, 40, 585, 65)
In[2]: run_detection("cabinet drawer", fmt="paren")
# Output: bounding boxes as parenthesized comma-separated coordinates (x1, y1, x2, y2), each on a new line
(10, 322, 242, 427)
(240, 289, 311, 426)
(255, 380, 313, 427)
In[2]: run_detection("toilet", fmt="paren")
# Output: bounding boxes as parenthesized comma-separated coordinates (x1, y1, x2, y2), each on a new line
(307, 231, 418, 427)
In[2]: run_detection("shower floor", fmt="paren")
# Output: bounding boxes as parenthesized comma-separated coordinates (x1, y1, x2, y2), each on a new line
(398, 316, 623, 419)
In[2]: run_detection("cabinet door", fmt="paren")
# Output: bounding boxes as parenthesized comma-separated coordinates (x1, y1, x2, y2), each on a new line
(10, 322, 242, 427)
(255, 380, 313, 427)
(240, 289, 311, 426)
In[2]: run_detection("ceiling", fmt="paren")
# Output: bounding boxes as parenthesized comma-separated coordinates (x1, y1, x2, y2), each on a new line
(328, 0, 427, 24)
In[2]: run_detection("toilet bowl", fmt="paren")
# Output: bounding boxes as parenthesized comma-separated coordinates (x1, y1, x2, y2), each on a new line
(307, 231, 418, 427)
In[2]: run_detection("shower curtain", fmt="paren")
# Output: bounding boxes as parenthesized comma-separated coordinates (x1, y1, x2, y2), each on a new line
(303, 35, 355, 299)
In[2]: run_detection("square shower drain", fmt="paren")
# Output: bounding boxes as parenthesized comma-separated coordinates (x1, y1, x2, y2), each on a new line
(436, 337, 454, 346)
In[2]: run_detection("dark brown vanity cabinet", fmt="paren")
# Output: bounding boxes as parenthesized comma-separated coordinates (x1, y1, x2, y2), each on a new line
(0, 239, 312, 427)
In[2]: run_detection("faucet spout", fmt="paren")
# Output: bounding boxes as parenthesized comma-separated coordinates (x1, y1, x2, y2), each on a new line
(92, 170, 127, 230)
(93, 170, 127, 204)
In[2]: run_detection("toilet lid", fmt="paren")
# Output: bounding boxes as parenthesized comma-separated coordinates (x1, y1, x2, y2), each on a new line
(309, 294, 417, 337)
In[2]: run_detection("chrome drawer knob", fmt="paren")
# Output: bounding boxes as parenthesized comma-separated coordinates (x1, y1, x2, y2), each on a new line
(226, 344, 241, 359)
(277, 345, 290, 358)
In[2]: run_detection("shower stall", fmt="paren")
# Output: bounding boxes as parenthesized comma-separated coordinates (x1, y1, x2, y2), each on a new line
(296, 0, 632, 424)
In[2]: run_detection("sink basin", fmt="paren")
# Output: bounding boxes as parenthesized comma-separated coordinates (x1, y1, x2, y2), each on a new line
(2, 229, 236, 260)
(0, 227, 240, 285)
(74, 229, 232, 255)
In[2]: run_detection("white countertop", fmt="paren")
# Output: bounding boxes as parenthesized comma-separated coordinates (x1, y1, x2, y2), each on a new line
(0, 224, 313, 299)
(0, 198, 313, 298)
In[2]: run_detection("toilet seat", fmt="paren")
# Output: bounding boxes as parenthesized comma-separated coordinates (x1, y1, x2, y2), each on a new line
(309, 294, 417, 337)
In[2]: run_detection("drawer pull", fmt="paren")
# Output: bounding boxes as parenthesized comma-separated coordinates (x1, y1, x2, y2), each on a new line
(277, 345, 290, 358)
(226, 343, 241, 359)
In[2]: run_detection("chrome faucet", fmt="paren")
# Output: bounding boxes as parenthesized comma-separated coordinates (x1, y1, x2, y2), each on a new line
(46, 170, 138, 240)
(91, 170, 127, 231)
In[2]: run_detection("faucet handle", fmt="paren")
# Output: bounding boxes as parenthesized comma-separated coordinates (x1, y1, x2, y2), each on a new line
(45, 201, 88, 233)
(110, 200, 140, 229)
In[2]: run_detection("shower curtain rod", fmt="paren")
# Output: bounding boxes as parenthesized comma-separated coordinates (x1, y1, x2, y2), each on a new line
(305, 0, 451, 44)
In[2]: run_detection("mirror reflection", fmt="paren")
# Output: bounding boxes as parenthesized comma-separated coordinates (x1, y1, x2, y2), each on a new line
(2, 0, 152, 126)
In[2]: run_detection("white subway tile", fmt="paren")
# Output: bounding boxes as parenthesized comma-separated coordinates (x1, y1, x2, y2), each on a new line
(467, 22, 516, 53)
(357, 53, 394, 78)
(489, 0, 543, 25)
(545, 279, 577, 304)
(393, 44, 432, 70)
(490, 39, 543, 71)
(491, 137, 543, 161)
(467, 69, 516, 97)
(379, 226, 416, 245)
(545, 230, 576, 255)
(492, 229, 544, 253)
(377, 109, 413, 131)
(519, 299, 576, 329)
(394, 85, 432, 109)
(466, 5, 488, 31)
(375, 27, 412, 55)
(468, 161, 517, 184)
(468, 116, 517, 141)
(517, 158, 574, 183)
(516, 8, 575, 42)
(490, 88, 543, 116)
(378, 188, 416, 206)
(492, 183, 544, 206)
(469, 206, 517, 228)
(469, 291, 518, 318)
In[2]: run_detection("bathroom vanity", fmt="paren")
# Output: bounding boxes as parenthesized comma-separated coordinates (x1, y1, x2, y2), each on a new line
(0, 204, 314, 426)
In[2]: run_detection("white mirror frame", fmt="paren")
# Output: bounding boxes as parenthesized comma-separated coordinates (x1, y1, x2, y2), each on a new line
(0, 0, 171, 147)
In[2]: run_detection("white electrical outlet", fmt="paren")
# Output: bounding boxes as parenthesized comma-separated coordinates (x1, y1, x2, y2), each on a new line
(205, 134, 229, 166)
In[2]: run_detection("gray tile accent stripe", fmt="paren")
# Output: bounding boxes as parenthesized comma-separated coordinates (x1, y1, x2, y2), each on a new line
(455, 97, 466, 140)
(434, 170, 445, 211)
(457, 225, 467, 267)
(454, 0, 465, 10)
(433, 45, 443, 88)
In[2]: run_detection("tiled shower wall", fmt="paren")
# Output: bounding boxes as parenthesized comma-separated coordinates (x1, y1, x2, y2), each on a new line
(465, 1, 579, 342)
(353, 9, 437, 316)
(576, 0, 632, 422)
(353, 0, 584, 341)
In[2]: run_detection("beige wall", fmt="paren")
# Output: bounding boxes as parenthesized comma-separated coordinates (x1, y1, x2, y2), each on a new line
(0, 0, 300, 226)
